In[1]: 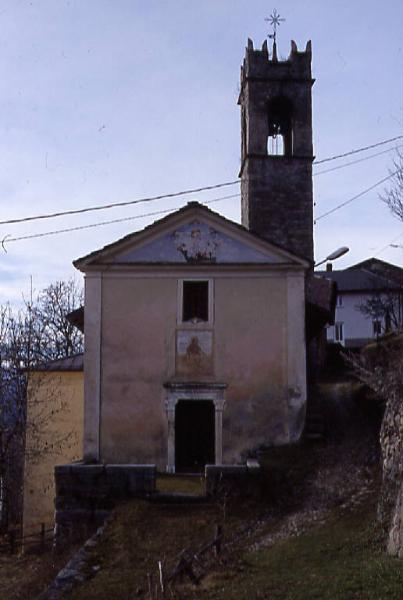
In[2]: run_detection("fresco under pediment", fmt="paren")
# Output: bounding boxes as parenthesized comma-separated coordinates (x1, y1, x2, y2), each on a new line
(114, 220, 286, 264)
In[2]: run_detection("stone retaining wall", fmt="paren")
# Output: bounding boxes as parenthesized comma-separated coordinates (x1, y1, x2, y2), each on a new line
(54, 463, 156, 544)
(387, 483, 403, 558)
(379, 392, 403, 558)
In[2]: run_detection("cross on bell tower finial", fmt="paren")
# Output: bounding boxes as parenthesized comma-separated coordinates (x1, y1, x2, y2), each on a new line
(265, 8, 285, 58)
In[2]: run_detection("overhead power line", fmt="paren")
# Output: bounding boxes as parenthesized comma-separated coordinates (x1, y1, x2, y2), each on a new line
(0, 134, 401, 228)
(0, 180, 239, 227)
(315, 167, 403, 222)
(1, 194, 240, 248)
(313, 144, 403, 177)
(2, 168, 402, 246)
(374, 232, 403, 257)
(314, 134, 403, 165)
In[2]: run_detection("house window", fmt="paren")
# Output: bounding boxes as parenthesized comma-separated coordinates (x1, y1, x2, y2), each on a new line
(182, 281, 209, 323)
(335, 322, 344, 343)
(373, 320, 382, 337)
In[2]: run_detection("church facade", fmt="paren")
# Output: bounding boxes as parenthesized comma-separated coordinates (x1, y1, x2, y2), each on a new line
(75, 202, 309, 472)
(74, 37, 315, 472)
(23, 35, 316, 532)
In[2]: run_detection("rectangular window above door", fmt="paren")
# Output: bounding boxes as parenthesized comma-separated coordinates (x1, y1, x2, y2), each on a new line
(182, 280, 209, 323)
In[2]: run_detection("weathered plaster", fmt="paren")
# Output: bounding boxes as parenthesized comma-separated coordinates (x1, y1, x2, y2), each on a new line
(89, 266, 306, 470)
(83, 273, 102, 462)
(23, 371, 84, 536)
(286, 272, 307, 440)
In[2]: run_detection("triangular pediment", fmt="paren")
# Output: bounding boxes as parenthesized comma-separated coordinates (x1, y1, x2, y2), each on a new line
(74, 203, 309, 270)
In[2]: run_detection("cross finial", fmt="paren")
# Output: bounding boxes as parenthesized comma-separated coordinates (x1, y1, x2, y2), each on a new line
(265, 8, 285, 46)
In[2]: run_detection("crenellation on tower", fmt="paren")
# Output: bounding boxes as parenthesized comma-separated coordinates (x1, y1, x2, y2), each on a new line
(239, 37, 315, 262)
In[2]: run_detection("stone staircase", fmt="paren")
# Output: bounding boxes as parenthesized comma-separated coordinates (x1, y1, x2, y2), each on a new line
(304, 392, 326, 441)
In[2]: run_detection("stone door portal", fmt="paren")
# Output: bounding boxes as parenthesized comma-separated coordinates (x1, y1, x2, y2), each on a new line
(164, 382, 227, 473)
(175, 400, 215, 473)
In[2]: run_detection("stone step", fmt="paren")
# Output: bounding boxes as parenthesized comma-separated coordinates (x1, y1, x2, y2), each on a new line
(304, 411, 326, 440)
(304, 432, 325, 441)
(151, 492, 208, 505)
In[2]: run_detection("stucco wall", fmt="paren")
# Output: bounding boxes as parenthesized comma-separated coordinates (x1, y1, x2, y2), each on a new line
(23, 371, 83, 536)
(86, 267, 306, 470)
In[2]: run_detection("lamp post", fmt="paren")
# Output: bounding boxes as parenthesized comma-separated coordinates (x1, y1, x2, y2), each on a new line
(314, 246, 349, 268)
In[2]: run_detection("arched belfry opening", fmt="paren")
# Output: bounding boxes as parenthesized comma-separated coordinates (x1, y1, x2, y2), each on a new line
(267, 97, 293, 156)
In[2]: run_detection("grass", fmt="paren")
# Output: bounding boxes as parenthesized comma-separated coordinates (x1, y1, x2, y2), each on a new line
(64, 497, 403, 600)
(66, 500, 235, 600)
(190, 510, 403, 599)
(0, 543, 79, 600)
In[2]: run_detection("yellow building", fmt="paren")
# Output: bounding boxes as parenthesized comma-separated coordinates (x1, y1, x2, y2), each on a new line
(23, 358, 83, 536)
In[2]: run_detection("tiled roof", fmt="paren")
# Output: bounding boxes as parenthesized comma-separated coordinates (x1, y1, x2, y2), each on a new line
(316, 258, 403, 292)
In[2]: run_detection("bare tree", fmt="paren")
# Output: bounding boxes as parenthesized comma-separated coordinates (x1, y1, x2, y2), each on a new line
(30, 279, 83, 362)
(382, 149, 403, 221)
(358, 288, 403, 335)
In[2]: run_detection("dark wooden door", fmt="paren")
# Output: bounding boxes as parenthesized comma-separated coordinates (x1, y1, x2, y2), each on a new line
(175, 400, 215, 473)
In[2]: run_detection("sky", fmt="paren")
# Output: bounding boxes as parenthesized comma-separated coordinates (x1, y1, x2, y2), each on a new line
(0, 0, 402, 304)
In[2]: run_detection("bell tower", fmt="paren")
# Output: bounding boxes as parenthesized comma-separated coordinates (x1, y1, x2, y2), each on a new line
(238, 38, 314, 262)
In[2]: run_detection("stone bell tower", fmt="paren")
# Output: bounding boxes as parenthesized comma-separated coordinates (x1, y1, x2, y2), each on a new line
(238, 38, 314, 262)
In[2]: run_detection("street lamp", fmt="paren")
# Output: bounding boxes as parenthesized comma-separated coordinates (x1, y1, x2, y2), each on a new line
(314, 246, 349, 268)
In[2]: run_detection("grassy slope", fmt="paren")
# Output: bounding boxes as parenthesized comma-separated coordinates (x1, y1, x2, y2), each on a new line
(66, 496, 403, 600)
(67, 500, 236, 600)
(0, 544, 80, 600)
(193, 511, 403, 599)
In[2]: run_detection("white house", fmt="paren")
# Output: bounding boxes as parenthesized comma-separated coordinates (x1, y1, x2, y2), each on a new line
(317, 258, 403, 348)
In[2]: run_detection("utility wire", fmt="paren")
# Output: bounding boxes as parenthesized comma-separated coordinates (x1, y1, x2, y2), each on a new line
(0, 180, 239, 227)
(1, 134, 402, 227)
(373, 232, 403, 257)
(313, 144, 403, 177)
(3, 167, 401, 243)
(314, 134, 403, 165)
(315, 167, 403, 222)
(7, 161, 399, 243)
(1, 194, 240, 248)
(2, 166, 401, 245)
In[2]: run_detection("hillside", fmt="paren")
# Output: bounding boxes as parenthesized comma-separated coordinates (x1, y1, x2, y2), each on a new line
(62, 416, 403, 600)
(65, 496, 403, 600)
(1, 381, 402, 599)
